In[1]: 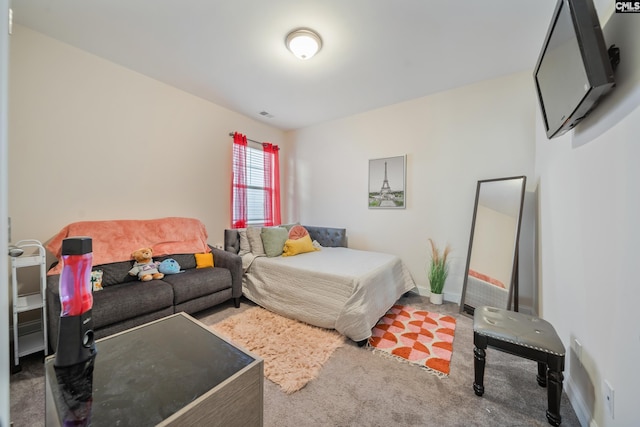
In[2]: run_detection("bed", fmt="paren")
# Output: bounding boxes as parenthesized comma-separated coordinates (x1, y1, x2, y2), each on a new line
(224, 226, 416, 343)
(463, 269, 510, 310)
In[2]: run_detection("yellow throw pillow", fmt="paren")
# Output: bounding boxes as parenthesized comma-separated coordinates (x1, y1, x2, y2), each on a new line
(195, 252, 214, 268)
(282, 234, 319, 257)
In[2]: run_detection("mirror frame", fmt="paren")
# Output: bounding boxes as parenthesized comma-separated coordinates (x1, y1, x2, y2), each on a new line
(459, 176, 527, 316)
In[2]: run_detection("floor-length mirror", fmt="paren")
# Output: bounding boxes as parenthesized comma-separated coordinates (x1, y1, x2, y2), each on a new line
(460, 176, 526, 316)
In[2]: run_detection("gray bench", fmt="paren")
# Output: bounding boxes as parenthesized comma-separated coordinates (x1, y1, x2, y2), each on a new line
(473, 306, 566, 426)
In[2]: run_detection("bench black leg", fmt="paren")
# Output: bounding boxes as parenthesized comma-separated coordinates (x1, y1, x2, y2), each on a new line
(473, 308, 565, 426)
(537, 362, 548, 387)
(473, 346, 486, 396)
(233, 297, 240, 308)
(546, 369, 563, 426)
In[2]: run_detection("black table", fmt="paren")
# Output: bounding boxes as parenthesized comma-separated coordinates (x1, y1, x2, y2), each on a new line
(45, 312, 263, 426)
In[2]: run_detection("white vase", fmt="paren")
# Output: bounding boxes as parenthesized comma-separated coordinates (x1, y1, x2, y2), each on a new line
(430, 292, 443, 305)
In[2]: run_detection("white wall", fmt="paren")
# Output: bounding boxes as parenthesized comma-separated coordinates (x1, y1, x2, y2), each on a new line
(534, 11, 640, 427)
(8, 25, 286, 275)
(288, 70, 536, 301)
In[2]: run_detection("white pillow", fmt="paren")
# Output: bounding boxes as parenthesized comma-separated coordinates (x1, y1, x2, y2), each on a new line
(238, 229, 251, 256)
(246, 226, 266, 256)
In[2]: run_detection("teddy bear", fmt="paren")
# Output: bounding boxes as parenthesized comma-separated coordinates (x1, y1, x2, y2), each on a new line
(129, 247, 164, 281)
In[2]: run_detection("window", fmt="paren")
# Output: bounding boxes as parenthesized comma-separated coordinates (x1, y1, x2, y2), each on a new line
(241, 144, 267, 226)
(231, 133, 280, 228)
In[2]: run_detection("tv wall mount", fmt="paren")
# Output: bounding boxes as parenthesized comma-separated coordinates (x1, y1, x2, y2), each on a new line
(608, 44, 620, 72)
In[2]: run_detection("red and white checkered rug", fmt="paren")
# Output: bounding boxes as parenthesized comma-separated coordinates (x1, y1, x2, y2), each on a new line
(369, 304, 457, 376)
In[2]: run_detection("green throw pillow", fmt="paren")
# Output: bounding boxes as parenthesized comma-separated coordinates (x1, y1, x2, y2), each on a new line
(261, 227, 289, 257)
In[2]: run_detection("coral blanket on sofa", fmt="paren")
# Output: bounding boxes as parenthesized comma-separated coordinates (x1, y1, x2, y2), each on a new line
(46, 217, 210, 275)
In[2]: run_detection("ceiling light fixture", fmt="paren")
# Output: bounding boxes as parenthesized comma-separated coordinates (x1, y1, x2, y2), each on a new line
(286, 28, 322, 60)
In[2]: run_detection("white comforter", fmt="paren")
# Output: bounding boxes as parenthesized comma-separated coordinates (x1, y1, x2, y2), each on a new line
(464, 274, 509, 309)
(241, 247, 416, 342)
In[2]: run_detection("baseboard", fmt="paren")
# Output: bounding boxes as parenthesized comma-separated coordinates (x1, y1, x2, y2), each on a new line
(414, 285, 429, 297)
(414, 286, 461, 306)
(446, 291, 461, 305)
(565, 375, 592, 427)
(517, 305, 534, 315)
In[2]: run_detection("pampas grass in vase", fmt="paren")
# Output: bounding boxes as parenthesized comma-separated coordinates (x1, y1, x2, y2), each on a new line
(428, 239, 451, 305)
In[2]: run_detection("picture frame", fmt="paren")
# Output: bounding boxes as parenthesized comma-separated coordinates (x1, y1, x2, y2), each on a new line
(368, 155, 406, 209)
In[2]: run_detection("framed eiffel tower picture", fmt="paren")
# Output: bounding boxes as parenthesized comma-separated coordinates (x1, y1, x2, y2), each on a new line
(368, 155, 406, 209)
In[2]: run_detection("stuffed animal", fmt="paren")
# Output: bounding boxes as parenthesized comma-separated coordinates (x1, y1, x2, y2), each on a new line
(129, 247, 164, 281)
(158, 258, 183, 275)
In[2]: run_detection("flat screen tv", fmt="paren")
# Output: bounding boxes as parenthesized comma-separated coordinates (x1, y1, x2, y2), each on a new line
(533, 0, 615, 139)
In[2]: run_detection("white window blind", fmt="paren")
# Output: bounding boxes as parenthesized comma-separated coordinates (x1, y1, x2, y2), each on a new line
(238, 144, 266, 225)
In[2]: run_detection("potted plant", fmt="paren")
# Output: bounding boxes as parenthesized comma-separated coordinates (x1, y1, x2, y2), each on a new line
(427, 239, 451, 305)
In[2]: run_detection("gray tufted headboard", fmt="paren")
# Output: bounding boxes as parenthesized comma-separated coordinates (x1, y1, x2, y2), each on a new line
(224, 225, 347, 254)
(304, 226, 348, 248)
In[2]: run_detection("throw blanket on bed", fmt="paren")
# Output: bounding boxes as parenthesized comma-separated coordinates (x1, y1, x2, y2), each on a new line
(46, 217, 210, 275)
(468, 268, 506, 289)
(464, 273, 509, 309)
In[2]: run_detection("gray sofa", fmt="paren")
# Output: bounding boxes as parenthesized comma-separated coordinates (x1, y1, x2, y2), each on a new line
(46, 247, 242, 352)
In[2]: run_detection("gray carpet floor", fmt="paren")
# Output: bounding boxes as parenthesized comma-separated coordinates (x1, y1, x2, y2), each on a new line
(10, 292, 580, 426)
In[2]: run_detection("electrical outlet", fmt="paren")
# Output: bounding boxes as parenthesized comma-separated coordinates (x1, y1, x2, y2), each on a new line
(604, 380, 614, 419)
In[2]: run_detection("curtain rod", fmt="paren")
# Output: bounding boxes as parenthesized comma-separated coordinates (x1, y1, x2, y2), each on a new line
(228, 132, 261, 145)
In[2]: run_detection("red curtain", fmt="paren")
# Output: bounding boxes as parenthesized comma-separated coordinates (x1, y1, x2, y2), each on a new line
(231, 132, 248, 229)
(263, 143, 281, 226)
